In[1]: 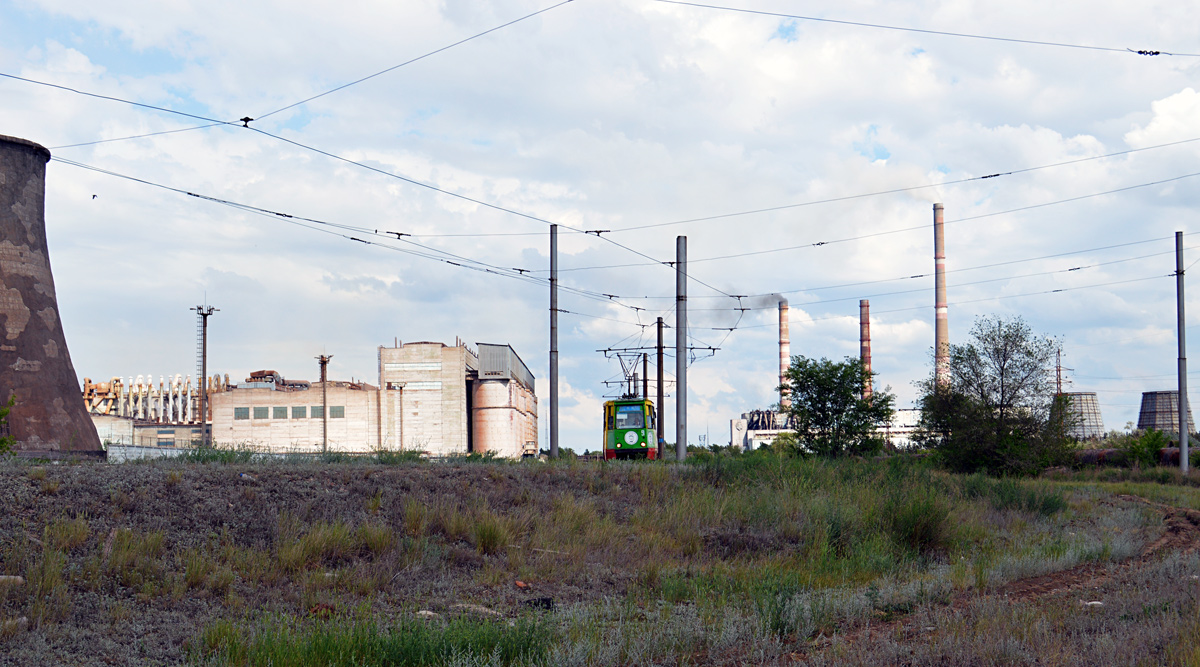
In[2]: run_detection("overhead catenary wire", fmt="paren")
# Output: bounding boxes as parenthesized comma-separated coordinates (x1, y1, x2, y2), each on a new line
(254, 0, 578, 120)
(49, 156, 656, 313)
(686, 245, 1194, 313)
(246, 126, 739, 299)
(725, 273, 1171, 330)
(654, 0, 1200, 57)
(49, 123, 228, 150)
(0, 72, 238, 126)
(548, 170, 1200, 275)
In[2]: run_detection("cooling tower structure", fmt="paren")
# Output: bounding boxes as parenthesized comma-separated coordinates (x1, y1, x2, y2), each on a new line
(1061, 392, 1104, 440)
(1137, 390, 1195, 433)
(0, 135, 102, 457)
(779, 297, 790, 409)
(933, 203, 949, 386)
(860, 299, 872, 398)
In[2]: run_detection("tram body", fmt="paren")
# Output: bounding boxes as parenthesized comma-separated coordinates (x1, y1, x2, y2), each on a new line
(602, 398, 658, 460)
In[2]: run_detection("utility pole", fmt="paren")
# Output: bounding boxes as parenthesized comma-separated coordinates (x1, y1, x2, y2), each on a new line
(1178, 231, 1190, 473)
(317, 354, 331, 453)
(642, 353, 648, 399)
(550, 224, 559, 459)
(656, 317, 665, 459)
(676, 236, 687, 461)
(191, 304, 217, 446)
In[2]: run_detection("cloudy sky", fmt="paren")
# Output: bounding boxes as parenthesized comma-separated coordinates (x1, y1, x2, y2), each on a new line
(3, 0, 1200, 448)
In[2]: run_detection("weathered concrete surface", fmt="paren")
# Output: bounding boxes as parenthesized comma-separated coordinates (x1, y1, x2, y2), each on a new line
(0, 134, 102, 455)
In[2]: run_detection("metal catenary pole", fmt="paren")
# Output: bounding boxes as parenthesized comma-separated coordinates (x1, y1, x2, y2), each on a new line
(642, 353, 648, 399)
(318, 354, 331, 453)
(550, 224, 559, 459)
(1178, 231, 1190, 473)
(656, 316, 665, 459)
(676, 236, 687, 461)
(191, 305, 217, 446)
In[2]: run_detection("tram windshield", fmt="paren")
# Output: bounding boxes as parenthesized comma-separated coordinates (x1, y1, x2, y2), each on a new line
(615, 405, 644, 429)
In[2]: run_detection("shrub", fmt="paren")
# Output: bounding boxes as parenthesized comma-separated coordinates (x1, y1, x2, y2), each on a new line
(1124, 429, 1170, 469)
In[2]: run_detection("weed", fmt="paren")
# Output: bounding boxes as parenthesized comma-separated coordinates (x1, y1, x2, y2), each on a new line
(278, 521, 356, 572)
(107, 529, 166, 590)
(27, 549, 69, 626)
(359, 523, 395, 556)
(45, 516, 89, 551)
(196, 614, 554, 666)
(183, 550, 216, 589)
(887, 489, 951, 555)
(366, 489, 383, 515)
(165, 469, 182, 487)
(375, 449, 424, 465)
(180, 445, 257, 464)
(39, 478, 60, 495)
(471, 513, 511, 556)
(28, 467, 46, 481)
(403, 499, 431, 537)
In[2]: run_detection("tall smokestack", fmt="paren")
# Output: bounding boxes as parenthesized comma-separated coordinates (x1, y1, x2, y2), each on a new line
(934, 203, 949, 386)
(860, 299, 872, 398)
(779, 297, 790, 409)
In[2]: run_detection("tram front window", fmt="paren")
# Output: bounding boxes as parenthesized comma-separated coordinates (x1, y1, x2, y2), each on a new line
(615, 407, 644, 430)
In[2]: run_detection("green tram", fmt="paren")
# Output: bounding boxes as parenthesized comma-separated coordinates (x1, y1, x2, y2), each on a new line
(602, 398, 658, 460)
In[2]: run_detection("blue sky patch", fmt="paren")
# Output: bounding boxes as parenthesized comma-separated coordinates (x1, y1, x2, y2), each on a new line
(853, 124, 890, 161)
(772, 20, 798, 43)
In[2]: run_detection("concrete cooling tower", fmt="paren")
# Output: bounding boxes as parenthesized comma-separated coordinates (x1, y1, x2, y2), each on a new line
(0, 134, 102, 457)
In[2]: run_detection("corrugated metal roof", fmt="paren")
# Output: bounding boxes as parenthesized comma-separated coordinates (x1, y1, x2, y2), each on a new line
(477, 343, 534, 391)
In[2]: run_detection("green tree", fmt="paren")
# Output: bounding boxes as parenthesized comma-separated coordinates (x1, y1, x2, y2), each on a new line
(780, 355, 896, 457)
(916, 315, 1074, 474)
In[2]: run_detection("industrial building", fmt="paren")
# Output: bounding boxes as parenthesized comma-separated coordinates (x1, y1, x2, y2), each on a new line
(1137, 390, 1195, 434)
(209, 340, 537, 457)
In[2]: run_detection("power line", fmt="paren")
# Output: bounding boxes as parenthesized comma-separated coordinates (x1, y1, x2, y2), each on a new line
(655, 0, 1200, 57)
(603, 136, 1200, 235)
(49, 156, 656, 312)
(729, 273, 1170, 329)
(688, 244, 1189, 312)
(247, 126, 739, 299)
(49, 123, 226, 150)
(0, 72, 237, 126)
(545, 169, 1200, 274)
(255, 0, 578, 120)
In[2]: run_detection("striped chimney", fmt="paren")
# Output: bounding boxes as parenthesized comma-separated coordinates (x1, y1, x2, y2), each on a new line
(779, 297, 790, 409)
(934, 203, 950, 386)
(860, 299, 872, 398)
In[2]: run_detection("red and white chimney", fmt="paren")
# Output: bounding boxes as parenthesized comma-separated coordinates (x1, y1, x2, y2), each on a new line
(860, 299, 872, 398)
(779, 297, 790, 409)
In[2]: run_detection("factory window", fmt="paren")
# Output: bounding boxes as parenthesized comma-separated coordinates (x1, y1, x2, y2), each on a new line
(234, 407, 250, 420)
(253, 407, 269, 420)
(273, 406, 288, 419)
(157, 439, 173, 447)
(330, 406, 345, 419)
(292, 406, 306, 419)
(312, 406, 324, 418)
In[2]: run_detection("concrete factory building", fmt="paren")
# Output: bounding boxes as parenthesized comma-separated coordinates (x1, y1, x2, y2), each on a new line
(209, 340, 538, 457)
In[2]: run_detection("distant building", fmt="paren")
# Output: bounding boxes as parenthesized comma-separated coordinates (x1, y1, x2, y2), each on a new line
(208, 340, 537, 457)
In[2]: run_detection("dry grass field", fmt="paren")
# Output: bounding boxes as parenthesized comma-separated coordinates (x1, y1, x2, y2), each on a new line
(0, 451, 1197, 665)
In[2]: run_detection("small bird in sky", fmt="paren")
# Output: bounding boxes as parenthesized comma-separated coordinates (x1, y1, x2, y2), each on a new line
(92, 194, 97, 199)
